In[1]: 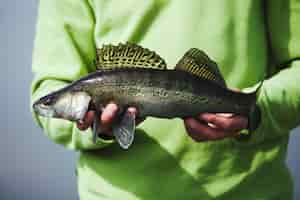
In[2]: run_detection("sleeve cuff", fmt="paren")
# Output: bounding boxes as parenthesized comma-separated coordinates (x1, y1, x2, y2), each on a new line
(233, 85, 268, 146)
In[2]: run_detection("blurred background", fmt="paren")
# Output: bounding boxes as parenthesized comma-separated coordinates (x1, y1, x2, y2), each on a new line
(1, 1, 300, 199)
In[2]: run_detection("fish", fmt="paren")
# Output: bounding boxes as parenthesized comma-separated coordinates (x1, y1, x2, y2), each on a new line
(33, 43, 262, 149)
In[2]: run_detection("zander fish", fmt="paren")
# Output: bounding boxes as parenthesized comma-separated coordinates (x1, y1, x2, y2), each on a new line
(33, 43, 262, 149)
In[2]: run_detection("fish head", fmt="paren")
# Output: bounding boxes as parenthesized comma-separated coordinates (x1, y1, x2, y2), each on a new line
(33, 90, 91, 121)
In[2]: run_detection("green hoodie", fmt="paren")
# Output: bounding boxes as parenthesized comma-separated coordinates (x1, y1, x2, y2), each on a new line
(31, 0, 300, 199)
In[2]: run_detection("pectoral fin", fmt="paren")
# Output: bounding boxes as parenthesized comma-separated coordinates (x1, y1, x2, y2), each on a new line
(112, 111, 136, 149)
(92, 112, 100, 144)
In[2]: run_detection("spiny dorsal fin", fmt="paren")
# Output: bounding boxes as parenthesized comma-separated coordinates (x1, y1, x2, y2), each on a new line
(95, 42, 167, 70)
(175, 48, 226, 87)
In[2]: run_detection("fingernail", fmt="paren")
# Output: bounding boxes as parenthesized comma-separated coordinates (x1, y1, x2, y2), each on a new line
(127, 107, 138, 116)
(208, 123, 217, 128)
(216, 113, 234, 118)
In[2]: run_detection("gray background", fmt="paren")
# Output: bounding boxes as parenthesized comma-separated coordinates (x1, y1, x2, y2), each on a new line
(1, 1, 299, 199)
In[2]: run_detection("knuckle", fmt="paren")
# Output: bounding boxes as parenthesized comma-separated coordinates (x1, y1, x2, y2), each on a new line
(209, 115, 217, 123)
(108, 103, 118, 112)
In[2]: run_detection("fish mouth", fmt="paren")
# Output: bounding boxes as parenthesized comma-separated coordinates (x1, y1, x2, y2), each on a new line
(33, 102, 55, 117)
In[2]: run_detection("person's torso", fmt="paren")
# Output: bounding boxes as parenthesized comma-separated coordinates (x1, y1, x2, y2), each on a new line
(77, 1, 293, 199)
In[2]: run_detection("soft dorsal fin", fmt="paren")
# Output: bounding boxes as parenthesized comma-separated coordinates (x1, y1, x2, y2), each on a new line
(175, 48, 226, 87)
(95, 42, 167, 70)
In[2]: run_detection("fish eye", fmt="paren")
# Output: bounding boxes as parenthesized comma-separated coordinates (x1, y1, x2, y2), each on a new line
(43, 98, 53, 105)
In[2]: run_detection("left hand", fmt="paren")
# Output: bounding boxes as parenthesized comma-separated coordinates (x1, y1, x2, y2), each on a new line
(184, 113, 248, 142)
(76, 103, 143, 137)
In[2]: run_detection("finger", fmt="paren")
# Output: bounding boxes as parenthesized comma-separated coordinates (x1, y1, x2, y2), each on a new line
(199, 113, 247, 131)
(217, 115, 248, 131)
(101, 103, 118, 124)
(100, 103, 119, 131)
(184, 118, 236, 141)
(127, 107, 138, 117)
(199, 113, 248, 131)
(77, 111, 95, 131)
(127, 107, 145, 125)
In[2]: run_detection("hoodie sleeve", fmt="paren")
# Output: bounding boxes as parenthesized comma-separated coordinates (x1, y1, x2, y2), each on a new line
(238, 0, 300, 145)
(31, 0, 114, 150)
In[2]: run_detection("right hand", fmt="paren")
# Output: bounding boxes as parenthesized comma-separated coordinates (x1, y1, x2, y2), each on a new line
(76, 103, 142, 137)
(184, 113, 248, 142)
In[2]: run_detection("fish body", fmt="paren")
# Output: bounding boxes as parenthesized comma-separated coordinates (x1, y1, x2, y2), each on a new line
(68, 69, 255, 119)
(33, 43, 261, 149)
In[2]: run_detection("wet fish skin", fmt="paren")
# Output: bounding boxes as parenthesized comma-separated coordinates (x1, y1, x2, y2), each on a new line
(53, 68, 257, 120)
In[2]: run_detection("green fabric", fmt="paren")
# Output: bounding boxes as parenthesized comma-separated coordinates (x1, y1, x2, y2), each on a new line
(31, 0, 300, 199)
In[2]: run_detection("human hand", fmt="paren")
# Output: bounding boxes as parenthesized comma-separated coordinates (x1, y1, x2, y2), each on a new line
(76, 103, 143, 137)
(184, 113, 248, 142)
